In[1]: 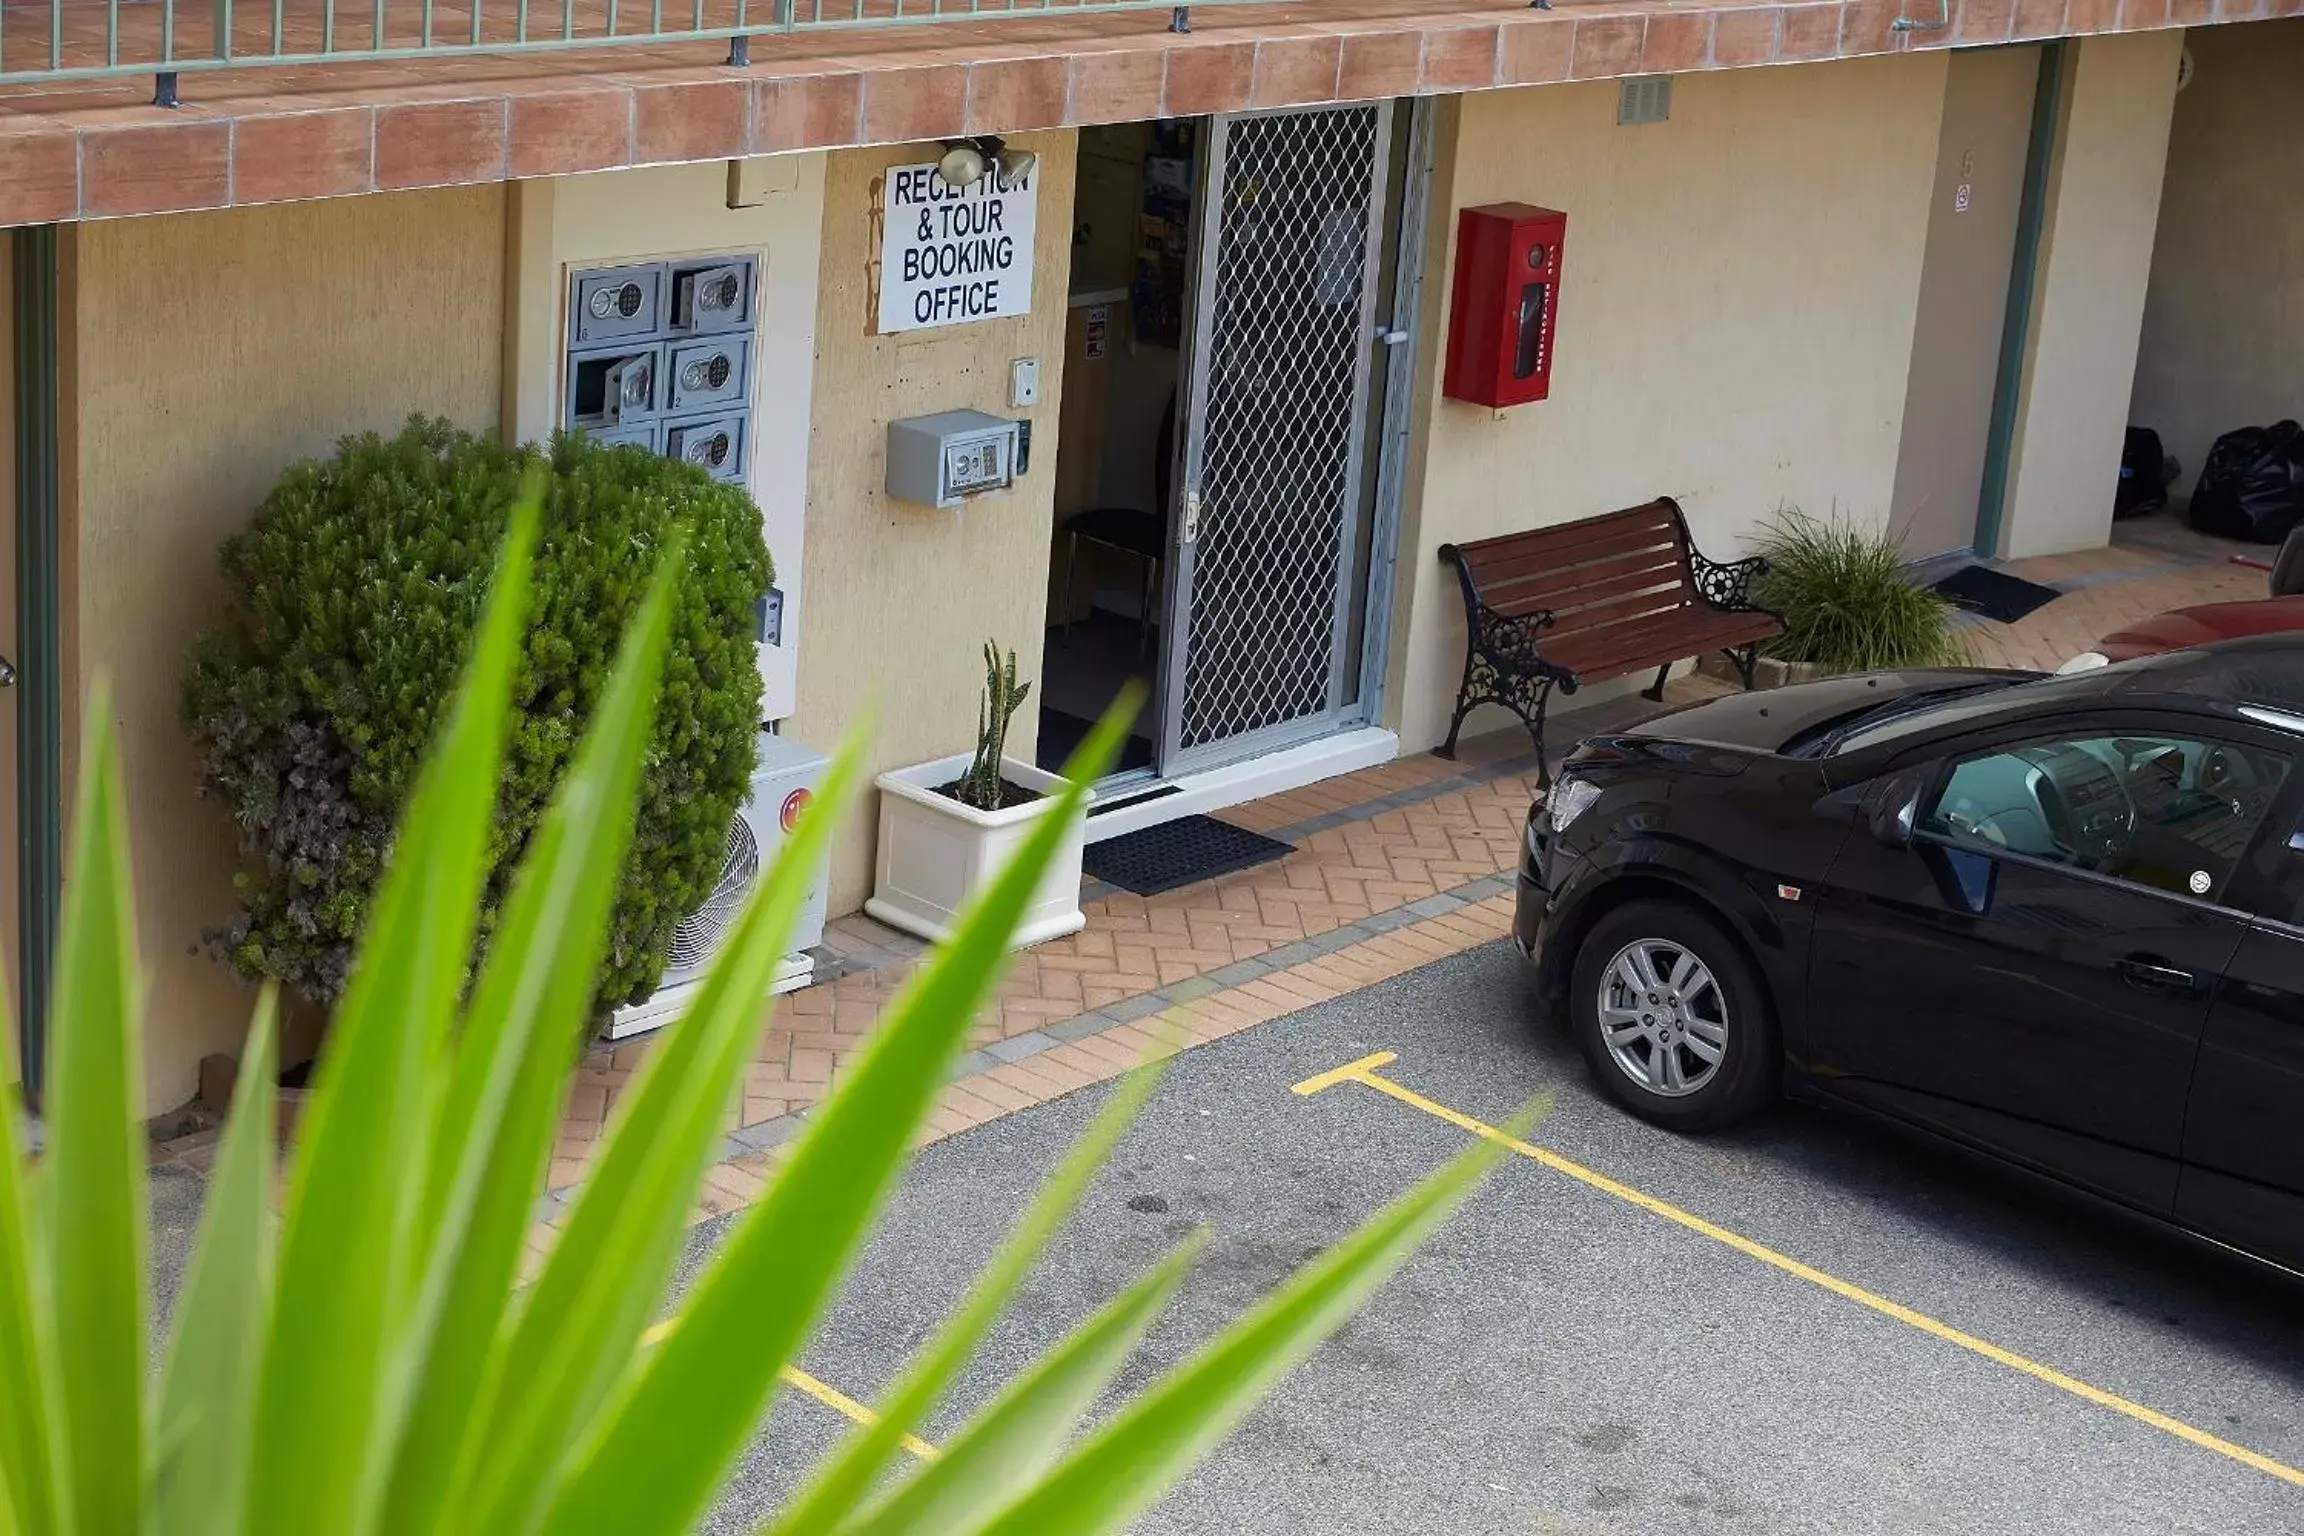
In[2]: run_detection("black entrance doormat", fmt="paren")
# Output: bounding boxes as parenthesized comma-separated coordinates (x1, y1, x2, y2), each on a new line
(1083, 815, 1294, 896)
(1930, 564, 2063, 624)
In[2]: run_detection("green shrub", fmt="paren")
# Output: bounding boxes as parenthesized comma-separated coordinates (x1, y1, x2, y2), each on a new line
(183, 417, 768, 1010)
(1754, 508, 1968, 674)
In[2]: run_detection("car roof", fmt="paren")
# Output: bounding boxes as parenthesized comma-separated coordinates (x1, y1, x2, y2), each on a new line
(1833, 636, 2304, 762)
(2082, 633, 2304, 720)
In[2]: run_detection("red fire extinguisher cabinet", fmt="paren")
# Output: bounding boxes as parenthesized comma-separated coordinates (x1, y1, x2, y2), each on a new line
(1443, 204, 1567, 409)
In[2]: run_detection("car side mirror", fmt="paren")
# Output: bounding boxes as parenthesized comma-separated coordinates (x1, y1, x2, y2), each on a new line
(1864, 769, 1930, 848)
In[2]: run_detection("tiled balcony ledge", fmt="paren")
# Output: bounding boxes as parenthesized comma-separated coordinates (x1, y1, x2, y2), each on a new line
(0, 0, 2283, 228)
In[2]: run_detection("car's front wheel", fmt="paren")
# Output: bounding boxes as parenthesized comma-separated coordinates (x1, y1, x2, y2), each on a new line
(1570, 900, 1777, 1131)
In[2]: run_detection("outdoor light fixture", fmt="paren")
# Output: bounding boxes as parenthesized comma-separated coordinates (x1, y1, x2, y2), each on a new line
(997, 142, 1038, 183)
(934, 136, 1037, 190)
(936, 140, 989, 189)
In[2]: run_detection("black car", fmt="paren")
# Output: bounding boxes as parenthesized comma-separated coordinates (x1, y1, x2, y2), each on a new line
(1515, 635, 2304, 1275)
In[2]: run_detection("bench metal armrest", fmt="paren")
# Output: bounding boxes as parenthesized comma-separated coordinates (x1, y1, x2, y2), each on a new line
(1655, 496, 1771, 614)
(1474, 604, 1557, 671)
(1444, 544, 1560, 672)
(1689, 548, 1769, 612)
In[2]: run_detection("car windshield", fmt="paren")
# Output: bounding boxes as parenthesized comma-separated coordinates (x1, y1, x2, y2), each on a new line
(1778, 681, 2008, 758)
(1823, 671, 2108, 756)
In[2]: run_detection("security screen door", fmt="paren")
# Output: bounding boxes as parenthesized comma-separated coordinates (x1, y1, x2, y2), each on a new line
(1159, 102, 1394, 775)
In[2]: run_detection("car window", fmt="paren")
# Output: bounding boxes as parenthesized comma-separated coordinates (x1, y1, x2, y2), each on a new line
(2239, 803, 2304, 927)
(1920, 733, 2292, 902)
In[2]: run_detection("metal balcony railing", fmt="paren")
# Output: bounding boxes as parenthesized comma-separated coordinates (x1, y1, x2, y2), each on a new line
(0, 0, 1235, 92)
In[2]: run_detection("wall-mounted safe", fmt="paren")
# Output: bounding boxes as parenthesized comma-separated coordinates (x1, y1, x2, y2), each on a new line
(886, 410, 1025, 509)
(1443, 204, 1567, 410)
(668, 336, 750, 411)
(572, 264, 661, 343)
(668, 414, 747, 480)
(564, 257, 757, 482)
(566, 346, 656, 432)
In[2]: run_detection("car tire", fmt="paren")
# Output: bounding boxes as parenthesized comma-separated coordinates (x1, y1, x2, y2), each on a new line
(1570, 900, 1778, 1132)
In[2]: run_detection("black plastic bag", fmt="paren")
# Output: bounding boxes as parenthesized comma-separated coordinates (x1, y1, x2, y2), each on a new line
(2189, 420, 2304, 543)
(2115, 426, 2171, 519)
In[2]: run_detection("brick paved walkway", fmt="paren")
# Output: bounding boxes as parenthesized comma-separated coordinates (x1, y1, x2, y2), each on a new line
(543, 728, 1557, 1195)
(1951, 512, 2265, 672)
(147, 509, 2275, 1265)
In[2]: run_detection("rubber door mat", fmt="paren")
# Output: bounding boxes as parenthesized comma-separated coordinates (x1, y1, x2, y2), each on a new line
(1082, 815, 1294, 896)
(1931, 565, 2062, 624)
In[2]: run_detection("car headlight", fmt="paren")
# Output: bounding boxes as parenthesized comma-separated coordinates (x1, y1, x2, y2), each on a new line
(2055, 651, 2110, 675)
(1546, 776, 1603, 833)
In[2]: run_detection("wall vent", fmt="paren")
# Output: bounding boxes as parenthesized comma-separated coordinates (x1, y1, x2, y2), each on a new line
(1617, 76, 1674, 127)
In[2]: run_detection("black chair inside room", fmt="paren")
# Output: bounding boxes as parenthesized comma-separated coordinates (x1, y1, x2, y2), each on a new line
(1056, 390, 1176, 663)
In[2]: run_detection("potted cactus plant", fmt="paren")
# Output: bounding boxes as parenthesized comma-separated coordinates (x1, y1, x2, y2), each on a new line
(867, 640, 1093, 946)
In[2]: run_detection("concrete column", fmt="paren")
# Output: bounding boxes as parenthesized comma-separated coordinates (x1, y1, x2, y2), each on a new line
(1889, 45, 2041, 563)
(1997, 30, 2184, 560)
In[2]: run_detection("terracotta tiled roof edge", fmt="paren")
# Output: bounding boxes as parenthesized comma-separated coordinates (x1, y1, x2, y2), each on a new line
(0, 0, 2272, 230)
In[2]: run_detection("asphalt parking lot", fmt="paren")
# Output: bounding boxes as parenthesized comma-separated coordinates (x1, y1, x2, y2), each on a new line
(689, 940, 2304, 1535)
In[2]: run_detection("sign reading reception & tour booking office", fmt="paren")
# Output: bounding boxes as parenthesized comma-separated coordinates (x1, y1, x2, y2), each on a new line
(878, 160, 1038, 334)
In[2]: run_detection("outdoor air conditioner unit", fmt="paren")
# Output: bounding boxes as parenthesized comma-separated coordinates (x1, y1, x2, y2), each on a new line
(607, 730, 829, 1040)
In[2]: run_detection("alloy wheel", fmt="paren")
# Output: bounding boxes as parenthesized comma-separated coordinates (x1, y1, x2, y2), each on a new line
(1596, 938, 1728, 1099)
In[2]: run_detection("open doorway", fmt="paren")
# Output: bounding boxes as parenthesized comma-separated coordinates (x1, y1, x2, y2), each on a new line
(1037, 119, 1198, 779)
(1040, 103, 1417, 802)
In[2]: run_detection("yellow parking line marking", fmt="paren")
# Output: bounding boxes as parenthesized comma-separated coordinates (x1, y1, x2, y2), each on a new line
(1293, 1052, 2304, 1493)
(640, 1319, 939, 1461)
(778, 1365, 942, 1462)
(1291, 1050, 1398, 1096)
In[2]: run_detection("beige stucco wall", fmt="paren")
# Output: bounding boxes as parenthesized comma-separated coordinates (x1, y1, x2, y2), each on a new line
(1387, 57, 1946, 753)
(792, 135, 1077, 914)
(1999, 30, 2183, 559)
(71, 187, 505, 1115)
(2129, 20, 2304, 496)
(1890, 46, 2041, 562)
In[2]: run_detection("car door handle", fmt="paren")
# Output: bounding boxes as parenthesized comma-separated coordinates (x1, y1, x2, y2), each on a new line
(2116, 956, 2200, 994)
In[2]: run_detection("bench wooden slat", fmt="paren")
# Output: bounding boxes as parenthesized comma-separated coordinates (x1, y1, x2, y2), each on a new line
(1446, 499, 1678, 561)
(1435, 494, 1785, 778)
(1473, 530, 1688, 594)
(1546, 609, 1782, 676)
(1482, 546, 1692, 614)
(1541, 584, 1705, 637)
(1449, 508, 1680, 577)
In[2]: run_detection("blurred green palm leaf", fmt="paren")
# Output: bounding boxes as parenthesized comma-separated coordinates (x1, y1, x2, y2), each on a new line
(0, 487, 1509, 1535)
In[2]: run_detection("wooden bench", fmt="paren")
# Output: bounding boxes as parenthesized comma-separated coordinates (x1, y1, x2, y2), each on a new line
(1436, 497, 1785, 781)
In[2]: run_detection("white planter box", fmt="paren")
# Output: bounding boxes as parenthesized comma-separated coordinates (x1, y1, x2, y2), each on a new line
(866, 753, 1092, 948)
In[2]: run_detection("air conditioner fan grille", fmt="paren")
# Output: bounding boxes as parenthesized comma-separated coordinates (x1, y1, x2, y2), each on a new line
(665, 805, 761, 973)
